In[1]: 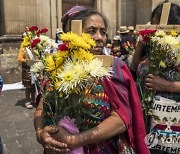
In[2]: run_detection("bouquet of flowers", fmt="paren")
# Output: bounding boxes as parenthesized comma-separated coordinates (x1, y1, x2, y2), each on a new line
(139, 29, 180, 116)
(30, 31, 112, 153)
(123, 41, 135, 55)
(21, 26, 58, 60)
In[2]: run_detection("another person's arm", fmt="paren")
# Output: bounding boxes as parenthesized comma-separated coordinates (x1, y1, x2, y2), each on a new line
(145, 74, 180, 93)
(130, 36, 144, 72)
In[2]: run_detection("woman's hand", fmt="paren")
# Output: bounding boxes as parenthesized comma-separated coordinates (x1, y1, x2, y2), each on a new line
(37, 125, 70, 154)
(145, 74, 170, 92)
(51, 126, 75, 148)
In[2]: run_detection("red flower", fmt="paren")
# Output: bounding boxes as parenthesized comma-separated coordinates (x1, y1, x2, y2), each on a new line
(31, 38, 41, 48)
(58, 43, 68, 51)
(139, 29, 157, 42)
(28, 26, 39, 31)
(139, 29, 157, 36)
(37, 28, 48, 36)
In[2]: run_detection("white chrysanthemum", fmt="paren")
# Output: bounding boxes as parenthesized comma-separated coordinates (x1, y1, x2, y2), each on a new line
(164, 35, 177, 46)
(57, 60, 88, 94)
(56, 58, 112, 95)
(151, 36, 161, 43)
(40, 35, 58, 49)
(40, 35, 49, 42)
(30, 61, 45, 74)
(84, 58, 112, 78)
(51, 41, 58, 48)
(155, 31, 166, 37)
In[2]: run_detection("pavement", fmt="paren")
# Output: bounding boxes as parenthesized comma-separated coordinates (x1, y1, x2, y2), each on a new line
(0, 70, 43, 154)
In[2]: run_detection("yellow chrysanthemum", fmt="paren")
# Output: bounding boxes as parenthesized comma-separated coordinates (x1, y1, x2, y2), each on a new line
(61, 32, 91, 50)
(56, 51, 69, 58)
(54, 79, 61, 90)
(82, 33, 96, 47)
(21, 36, 30, 47)
(45, 55, 55, 71)
(170, 30, 178, 36)
(159, 60, 166, 68)
(55, 56, 64, 68)
(73, 48, 94, 62)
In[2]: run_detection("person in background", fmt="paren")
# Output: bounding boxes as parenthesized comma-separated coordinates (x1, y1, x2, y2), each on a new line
(55, 28, 64, 46)
(118, 26, 130, 57)
(103, 33, 112, 55)
(18, 43, 35, 109)
(131, 2, 180, 154)
(34, 6, 149, 154)
(110, 35, 121, 57)
(127, 26, 137, 45)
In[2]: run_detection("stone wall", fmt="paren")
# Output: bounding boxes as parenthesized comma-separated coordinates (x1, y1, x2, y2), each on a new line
(0, 48, 21, 84)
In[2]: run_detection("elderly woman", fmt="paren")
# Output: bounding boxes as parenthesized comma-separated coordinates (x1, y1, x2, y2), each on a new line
(34, 6, 149, 154)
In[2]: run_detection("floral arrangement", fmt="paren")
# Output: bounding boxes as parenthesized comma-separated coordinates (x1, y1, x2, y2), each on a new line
(139, 29, 180, 116)
(30, 31, 112, 124)
(21, 26, 58, 60)
(123, 41, 135, 55)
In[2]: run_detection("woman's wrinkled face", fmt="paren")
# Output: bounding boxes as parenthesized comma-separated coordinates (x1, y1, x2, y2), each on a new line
(83, 14, 107, 55)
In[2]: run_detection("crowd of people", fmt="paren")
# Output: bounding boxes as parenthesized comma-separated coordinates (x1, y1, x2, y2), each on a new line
(107, 25, 137, 67)
(1, 1, 179, 154)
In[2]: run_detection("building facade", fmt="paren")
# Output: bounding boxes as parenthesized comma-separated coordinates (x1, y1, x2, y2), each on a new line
(0, 0, 179, 51)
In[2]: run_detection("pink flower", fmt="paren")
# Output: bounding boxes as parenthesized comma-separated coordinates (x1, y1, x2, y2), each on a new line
(31, 38, 41, 48)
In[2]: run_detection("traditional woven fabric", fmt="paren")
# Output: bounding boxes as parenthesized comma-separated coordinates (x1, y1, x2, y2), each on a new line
(61, 6, 87, 24)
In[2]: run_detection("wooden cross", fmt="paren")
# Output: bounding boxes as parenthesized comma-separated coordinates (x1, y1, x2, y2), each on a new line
(136, 3, 180, 32)
(71, 20, 82, 35)
(71, 20, 114, 67)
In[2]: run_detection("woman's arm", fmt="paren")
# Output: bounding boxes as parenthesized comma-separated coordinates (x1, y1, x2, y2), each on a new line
(34, 98, 44, 144)
(130, 37, 144, 72)
(53, 109, 126, 149)
(145, 74, 180, 93)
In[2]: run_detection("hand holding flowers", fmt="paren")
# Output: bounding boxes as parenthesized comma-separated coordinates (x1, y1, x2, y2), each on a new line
(138, 29, 180, 115)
